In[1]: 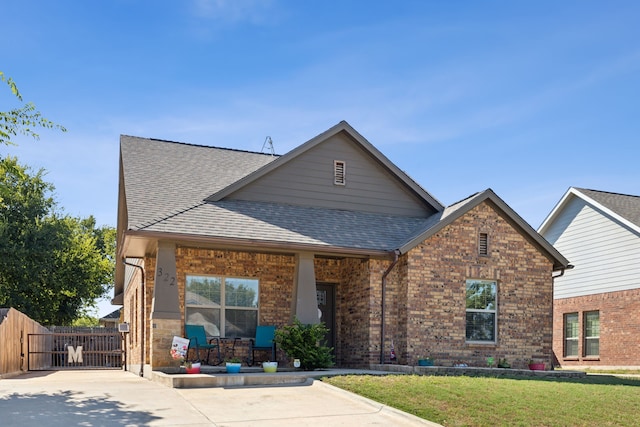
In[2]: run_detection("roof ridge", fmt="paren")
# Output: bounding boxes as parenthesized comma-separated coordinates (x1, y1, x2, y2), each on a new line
(121, 134, 280, 157)
(577, 187, 640, 199)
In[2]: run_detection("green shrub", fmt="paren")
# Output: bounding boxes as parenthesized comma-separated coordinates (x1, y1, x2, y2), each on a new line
(275, 318, 334, 370)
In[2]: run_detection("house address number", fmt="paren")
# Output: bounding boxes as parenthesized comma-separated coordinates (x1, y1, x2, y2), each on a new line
(156, 267, 176, 286)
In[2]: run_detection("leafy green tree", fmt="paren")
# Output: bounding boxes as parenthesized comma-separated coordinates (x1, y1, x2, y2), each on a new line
(71, 315, 100, 327)
(0, 157, 115, 325)
(0, 71, 66, 146)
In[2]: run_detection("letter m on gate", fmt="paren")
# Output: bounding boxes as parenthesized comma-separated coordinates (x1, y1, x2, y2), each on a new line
(67, 346, 83, 364)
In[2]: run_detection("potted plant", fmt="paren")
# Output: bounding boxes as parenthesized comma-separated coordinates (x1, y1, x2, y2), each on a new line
(528, 360, 545, 371)
(262, 361, 278, 373)
(184, 359, 201, 374)
(225, 357, 242, 374)
(417, 356, 434, 366)
(274, 318, 334, 371)
(497, 358, 511, 368)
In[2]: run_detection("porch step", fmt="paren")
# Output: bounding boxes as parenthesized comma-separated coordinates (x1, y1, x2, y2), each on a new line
(152, 370, 311, 388)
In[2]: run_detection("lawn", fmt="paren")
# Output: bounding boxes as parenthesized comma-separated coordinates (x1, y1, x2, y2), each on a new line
(323, 374, 640, 426)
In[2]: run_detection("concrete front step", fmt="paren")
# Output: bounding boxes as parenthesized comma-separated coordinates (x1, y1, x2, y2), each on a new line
(151, 364, 588, 389)
(152, 370, 311, 388)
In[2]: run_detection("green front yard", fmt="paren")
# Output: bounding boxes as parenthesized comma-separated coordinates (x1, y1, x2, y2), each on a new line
(323, 373, 640, 426)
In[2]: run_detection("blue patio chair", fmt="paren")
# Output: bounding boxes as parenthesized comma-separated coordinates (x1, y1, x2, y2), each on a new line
(248, 325, 276, 366)
(185, 324, 221, 365)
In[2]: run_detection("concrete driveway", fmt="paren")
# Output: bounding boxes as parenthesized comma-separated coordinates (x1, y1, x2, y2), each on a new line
(0, 370, 439, 426)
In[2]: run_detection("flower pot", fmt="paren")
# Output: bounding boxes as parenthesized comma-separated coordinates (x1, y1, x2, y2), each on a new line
(418, 359, 433, 366)
(226, 362, 241, 374)
(528, 363, 545, 371)
(262, 361, 278, 373)
(185, 362, 201, 374)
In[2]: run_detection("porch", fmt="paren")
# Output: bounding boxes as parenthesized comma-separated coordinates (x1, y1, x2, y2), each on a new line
(151, 364, 587, 388)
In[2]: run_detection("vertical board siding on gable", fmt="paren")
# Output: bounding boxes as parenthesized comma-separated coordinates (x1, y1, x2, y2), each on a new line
(548, 197, 640, 299)
(228, 133, 434, 217)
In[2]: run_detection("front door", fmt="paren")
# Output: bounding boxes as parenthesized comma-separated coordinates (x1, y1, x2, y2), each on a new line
(316, 283, 335, 351)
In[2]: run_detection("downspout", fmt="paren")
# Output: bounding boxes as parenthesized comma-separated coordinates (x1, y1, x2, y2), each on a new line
(550, 264, 573, 369)
(123, 259, 145, 377)
(380, 250, 400, 364)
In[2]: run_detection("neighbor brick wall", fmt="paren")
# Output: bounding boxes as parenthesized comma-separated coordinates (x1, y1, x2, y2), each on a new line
(554, 288, 640, 367)
(394, 201, 555, 369)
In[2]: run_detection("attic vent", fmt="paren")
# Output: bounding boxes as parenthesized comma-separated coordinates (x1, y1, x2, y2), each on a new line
(334, 160, 346, 185)
(479, 232, 488, 256)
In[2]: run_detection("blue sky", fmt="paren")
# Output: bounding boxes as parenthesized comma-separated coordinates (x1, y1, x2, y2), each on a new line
(3, 1, 639, 316)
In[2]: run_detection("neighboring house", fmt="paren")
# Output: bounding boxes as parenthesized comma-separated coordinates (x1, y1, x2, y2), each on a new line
(99, 309, 122, 328)
(539, 187, 640, 368)
(115, 121, 569, 375)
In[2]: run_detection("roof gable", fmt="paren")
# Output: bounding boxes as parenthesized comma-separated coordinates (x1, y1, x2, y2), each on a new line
(206, 121, 443, 217)
(399, 189, 569, 270)
(539, 187, 640, 236)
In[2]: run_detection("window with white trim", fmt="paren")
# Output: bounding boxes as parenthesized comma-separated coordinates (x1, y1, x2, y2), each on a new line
(584, 311, 599, 357)
(564, 312, 579, 357)
(185, 275, 259, 338)
(465, 279, 497, 342)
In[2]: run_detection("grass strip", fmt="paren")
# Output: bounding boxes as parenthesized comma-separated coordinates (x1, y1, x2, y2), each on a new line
(323, 374, 640, 426)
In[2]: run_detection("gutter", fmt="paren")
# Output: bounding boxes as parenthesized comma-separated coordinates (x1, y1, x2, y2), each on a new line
(123, 229, 392, 259)
(552, 264, 574, 279)
(380, 250, 400, 364)
(123, 259, 145, 377)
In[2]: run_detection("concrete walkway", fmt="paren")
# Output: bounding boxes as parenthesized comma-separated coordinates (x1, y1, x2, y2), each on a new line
(0, 370, 440, 426)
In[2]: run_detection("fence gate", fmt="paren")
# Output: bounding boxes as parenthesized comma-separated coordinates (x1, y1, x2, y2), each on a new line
(27, 327, 124, 371)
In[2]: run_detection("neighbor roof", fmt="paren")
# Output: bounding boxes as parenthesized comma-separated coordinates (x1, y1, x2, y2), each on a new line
(575, 188, 640, 229)
(539, 187, 640, 235)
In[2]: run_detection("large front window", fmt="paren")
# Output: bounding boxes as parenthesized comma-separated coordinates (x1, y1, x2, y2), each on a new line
(584, 311, 600, 357)
(185, 275, 259, 338)
(564, 313, 579, 357)
(465, 279, 497, 343)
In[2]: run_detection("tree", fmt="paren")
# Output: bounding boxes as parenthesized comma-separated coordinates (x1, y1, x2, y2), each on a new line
(0, 71, 66, 146)
(0, 157, 115, 325)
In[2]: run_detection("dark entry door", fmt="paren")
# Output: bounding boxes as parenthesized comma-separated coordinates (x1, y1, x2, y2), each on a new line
(316, 283, 335, 350)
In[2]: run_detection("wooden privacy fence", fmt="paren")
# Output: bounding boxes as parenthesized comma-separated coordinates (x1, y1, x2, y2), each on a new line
(27, 329, 123, 370)
(0, 308, 124, 376)
(0, 308, 50, 377)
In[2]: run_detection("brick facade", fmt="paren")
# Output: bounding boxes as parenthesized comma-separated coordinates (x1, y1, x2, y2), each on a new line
(553, 288, 640, 368)
(395, 202, 555, 369)
(123, 201, 557, 370)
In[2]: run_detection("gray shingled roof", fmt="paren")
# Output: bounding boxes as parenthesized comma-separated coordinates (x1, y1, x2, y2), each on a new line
(100, 308, 122, 320)
(137, 199, 429, 251)
(120, 136, 278, 228)
(577, 188, 640, 228)
(120, 133, 438, 253)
